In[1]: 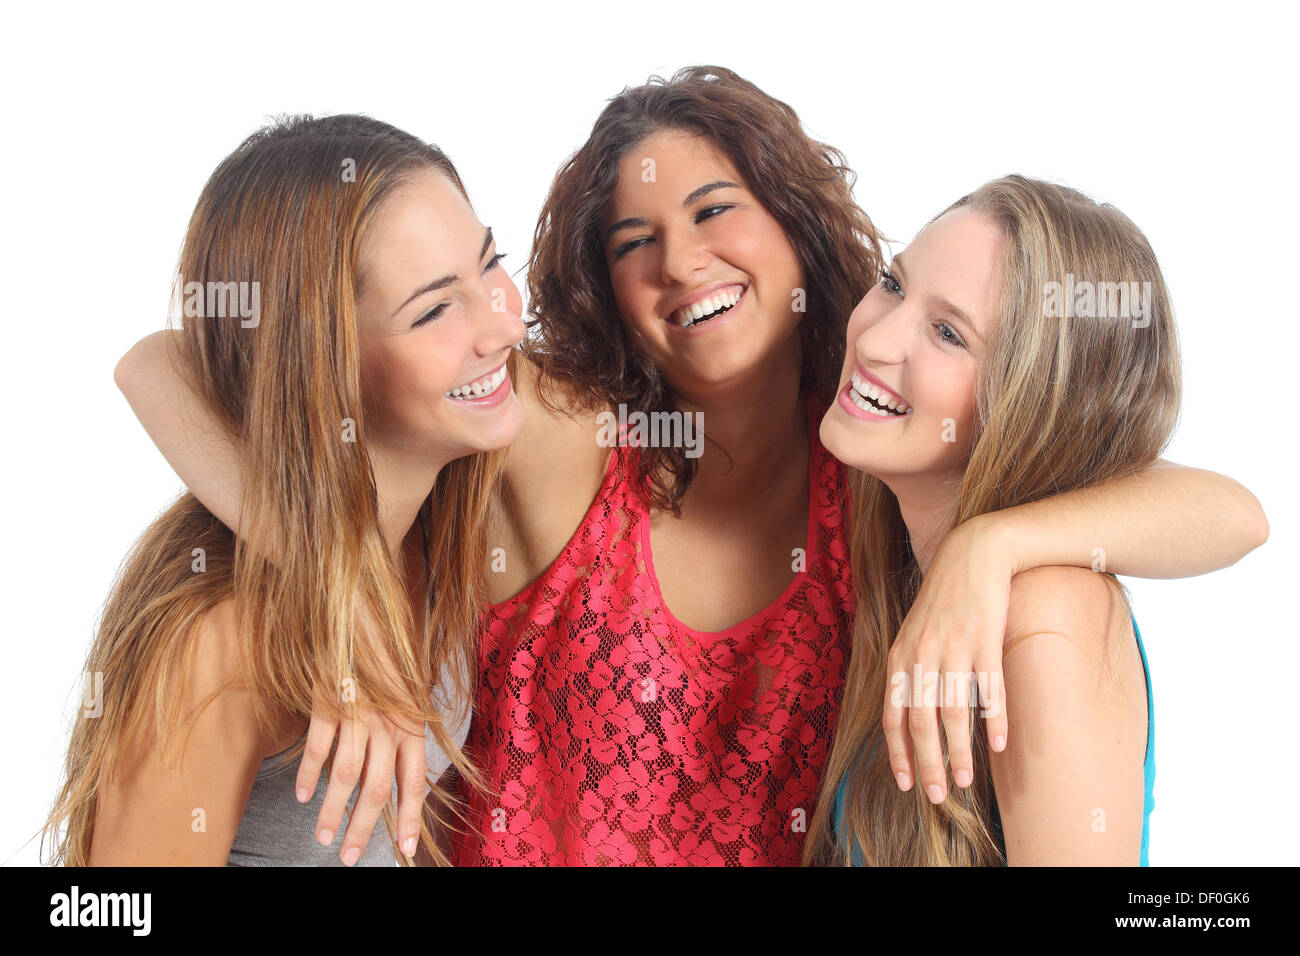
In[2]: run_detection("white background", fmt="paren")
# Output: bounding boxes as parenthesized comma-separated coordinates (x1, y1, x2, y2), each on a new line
(2, 0, 1295, 866)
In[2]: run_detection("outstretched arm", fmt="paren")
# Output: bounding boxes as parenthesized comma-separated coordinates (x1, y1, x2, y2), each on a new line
(982, 459, 1268, 579)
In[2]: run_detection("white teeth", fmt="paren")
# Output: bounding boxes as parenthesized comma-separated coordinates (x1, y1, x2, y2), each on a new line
(673, 288, 743, 327)
(849, 371, 910, 416)
(446, 364, 508, 400)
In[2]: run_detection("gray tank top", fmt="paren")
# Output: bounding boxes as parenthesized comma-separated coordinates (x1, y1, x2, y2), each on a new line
(226, 664, 472, 866)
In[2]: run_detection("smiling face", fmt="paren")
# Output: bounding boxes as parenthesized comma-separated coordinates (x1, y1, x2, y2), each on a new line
(353, 167, 525, 463)
(600, 129, 806, 399)
(820, 206, 1005, 489)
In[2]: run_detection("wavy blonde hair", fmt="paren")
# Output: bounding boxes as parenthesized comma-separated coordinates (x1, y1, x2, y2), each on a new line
(804, 175, 1182, 866)
(44, 115, 499, 866)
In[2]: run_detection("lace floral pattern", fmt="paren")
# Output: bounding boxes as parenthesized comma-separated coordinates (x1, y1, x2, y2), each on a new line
(452, 396, 855, 865)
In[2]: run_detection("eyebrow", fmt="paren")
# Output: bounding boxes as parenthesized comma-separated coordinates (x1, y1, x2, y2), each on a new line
(602, 180, 741, 245)
(392, 226, 494, 317)
(891, 254, 985, 344)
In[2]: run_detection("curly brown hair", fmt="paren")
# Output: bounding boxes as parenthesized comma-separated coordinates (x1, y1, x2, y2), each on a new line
(525, 65, 883, 514)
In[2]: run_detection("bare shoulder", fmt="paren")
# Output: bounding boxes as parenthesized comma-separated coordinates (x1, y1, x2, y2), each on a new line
(508, 350, 609, 474)
(489, 351, 613, 602)
(999, 566, 1138, 732)
(130, 596, 268, 765)
(89, 597, 269, 865)
(992, 567, 1148, 865)
(1004, 566, 1124, 650)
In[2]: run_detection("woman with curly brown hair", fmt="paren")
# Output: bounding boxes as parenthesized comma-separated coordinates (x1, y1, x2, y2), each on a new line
(117, 68, 1267, 865)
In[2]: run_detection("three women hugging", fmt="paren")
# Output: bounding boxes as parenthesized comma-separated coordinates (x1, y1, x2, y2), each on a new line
(46, 66, 1267, 867)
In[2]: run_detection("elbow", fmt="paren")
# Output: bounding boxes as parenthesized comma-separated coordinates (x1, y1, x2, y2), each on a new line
(112, 348, 136, 398)
(114, 330, 170, 405)
(1229, 480, 1269, 561)
(1250, 498, 1270, 552)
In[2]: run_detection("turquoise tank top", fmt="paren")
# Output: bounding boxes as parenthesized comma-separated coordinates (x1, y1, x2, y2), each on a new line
(831, 613, 1155, 865)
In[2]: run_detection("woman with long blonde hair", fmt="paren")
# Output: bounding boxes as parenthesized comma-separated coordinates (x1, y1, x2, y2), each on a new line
(44, 114, 524, 865)
(808, 175, 1188, 865)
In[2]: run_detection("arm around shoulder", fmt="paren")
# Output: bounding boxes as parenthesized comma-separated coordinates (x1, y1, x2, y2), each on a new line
(115, 329, 248, 537)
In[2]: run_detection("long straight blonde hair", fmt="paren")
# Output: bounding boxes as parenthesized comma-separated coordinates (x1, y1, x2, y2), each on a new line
(44, 115, 501, 866)
(804, 175, 1182, 866)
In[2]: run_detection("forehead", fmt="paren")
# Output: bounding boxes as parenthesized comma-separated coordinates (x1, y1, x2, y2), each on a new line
(904, 206, 1005, 334)
(359, 168, 478, 289)
(608, 129, 742, 211)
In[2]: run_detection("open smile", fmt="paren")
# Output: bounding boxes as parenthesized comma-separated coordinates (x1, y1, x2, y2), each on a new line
(667, 282, 747, 329)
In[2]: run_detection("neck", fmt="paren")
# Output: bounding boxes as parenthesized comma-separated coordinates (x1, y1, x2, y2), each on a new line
(671, 343, 807, 509)
(887, 473, 964, 575)
(368, 442, 450, 565)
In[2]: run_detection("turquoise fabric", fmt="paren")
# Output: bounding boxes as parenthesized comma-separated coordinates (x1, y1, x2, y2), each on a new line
(831, 613, 1154, 865)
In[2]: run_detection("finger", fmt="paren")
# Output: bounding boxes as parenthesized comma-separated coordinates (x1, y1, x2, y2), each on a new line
(909, 652, 947, 805)
(395, 731, 429, 860)
(337, 726, 396, 866)
(316, 718, 367, 849)
(882, 653, 916, 791)
(941, 660, 975, 790)
(977, 652, 1008, 755)
(296, 706, 339, 804)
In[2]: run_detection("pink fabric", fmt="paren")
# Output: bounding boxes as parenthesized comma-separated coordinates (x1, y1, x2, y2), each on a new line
(452, 394, 855, 865)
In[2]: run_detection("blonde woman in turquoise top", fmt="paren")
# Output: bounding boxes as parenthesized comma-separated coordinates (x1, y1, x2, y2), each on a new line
(804, 176, 1181, 866)
(828, 611, 1155, 865)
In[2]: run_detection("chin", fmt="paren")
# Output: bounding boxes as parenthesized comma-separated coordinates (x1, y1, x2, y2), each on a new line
(463, 401, 525, 453)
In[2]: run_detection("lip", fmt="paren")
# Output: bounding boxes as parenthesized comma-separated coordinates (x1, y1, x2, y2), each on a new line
(851, 366, 910, 410)
(446, 362, 512, 408)
(665, 280, 748, 325)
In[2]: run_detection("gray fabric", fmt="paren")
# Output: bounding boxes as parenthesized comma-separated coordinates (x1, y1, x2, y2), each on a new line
(226, 665, 471, 866)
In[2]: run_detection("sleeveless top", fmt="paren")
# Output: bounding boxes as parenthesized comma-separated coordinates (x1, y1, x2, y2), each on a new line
(832, 612, 1156, 865)
(451, 394, 855, 865)
(227, 664, 472, 866)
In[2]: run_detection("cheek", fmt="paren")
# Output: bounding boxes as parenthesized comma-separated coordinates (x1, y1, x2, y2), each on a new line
(736, 211, 801, 285)
(921, 364, 979, 451)
(363, 336, 461, 423)
(607, 267, 663, 342)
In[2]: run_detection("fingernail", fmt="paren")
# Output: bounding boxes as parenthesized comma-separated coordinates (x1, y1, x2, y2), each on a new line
(896, 771, 911, 791)
(402, 836, 417, 857)
(954, 769, 972, 788)
(296, 787, 310, 802)
(994, 735, 1006, 751)
(926, 784, 944, 804)
(342, 846, 361, 867)
(317, 828, 333, 846)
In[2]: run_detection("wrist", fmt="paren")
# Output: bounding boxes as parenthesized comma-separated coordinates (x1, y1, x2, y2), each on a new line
(954, 512, 1021, 578)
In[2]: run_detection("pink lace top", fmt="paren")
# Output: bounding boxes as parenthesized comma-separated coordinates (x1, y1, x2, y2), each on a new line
(452, 394, 855, 865)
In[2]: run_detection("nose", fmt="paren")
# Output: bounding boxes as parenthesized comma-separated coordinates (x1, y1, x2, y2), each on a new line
(474, 274, 526, 356)
(659, 227, 711, 286)
(851, 296, 909, 370)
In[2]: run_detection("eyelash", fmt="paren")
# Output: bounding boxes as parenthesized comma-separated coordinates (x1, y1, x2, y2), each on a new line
(879, 268, 902, 297)
(878, 268, 967, 349)
(934, 322, 966, 349)
(412, 252, 507, 328)
(612, 204, 734, 260)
